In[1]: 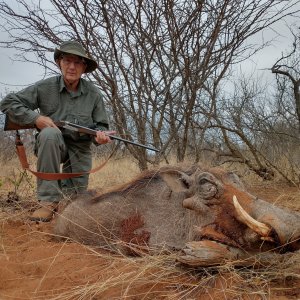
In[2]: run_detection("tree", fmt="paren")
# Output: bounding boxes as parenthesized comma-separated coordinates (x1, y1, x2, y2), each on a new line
(1, 0, 300, 170)
(190, 71, 300, 184)
(272, 28, 300, 131)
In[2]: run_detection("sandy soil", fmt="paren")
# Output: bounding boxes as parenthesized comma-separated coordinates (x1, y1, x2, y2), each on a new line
(0, 182, 300, 300)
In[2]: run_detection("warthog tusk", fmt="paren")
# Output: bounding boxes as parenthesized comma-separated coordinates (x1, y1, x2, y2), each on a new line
(233, 195, 272, 237)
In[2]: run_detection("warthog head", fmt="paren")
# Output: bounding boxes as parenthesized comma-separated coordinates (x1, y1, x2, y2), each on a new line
(171, 168, 300, 266)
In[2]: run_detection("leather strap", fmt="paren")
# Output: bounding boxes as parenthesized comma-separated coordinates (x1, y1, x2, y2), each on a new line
(15, 131, 114, 180)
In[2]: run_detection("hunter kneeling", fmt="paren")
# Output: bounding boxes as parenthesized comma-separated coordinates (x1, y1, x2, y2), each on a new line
(0, 40, 112, 222)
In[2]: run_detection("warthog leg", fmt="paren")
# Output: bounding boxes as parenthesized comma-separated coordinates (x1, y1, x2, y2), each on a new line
(178, 240, 285, 267)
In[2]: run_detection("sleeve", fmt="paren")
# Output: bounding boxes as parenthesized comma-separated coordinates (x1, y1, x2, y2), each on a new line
(0, 84, 40, 126)
(92, 92, 110, 131)
(89, 92, 109, 146)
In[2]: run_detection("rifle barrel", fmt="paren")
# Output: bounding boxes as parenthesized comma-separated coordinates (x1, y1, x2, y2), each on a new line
(107, 134, 159, 152)
(57, 121, 160, 152)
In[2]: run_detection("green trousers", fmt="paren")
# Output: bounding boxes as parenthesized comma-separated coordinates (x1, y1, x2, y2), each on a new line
(35, 127, 92, 202)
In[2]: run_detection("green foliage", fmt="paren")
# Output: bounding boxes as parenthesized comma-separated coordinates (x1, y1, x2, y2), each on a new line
(5, 169, 33, 195)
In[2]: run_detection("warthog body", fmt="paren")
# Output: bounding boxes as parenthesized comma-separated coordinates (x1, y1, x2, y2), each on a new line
(55, 165, 300, 266)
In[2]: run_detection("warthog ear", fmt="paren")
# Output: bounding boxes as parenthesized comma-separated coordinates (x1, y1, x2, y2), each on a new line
(160, 170, 193, 192)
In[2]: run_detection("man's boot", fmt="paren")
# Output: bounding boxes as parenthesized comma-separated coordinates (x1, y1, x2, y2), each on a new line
(29, 202, 59, 222)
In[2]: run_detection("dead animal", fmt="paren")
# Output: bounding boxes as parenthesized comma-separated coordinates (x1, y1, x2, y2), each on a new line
(54, 165, 300, 267)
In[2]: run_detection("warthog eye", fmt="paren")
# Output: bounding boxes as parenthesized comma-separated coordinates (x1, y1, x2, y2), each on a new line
(199, 178, 209, 185)
(197, 174, 219, 199)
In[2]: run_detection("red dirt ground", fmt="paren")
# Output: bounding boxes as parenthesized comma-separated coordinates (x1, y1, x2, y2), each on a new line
(0, 182, 299, 300)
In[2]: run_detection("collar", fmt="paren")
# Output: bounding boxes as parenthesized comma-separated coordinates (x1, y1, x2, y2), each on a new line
(58, 76, 86, 95)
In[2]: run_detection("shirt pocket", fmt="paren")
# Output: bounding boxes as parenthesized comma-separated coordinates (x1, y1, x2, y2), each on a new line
(37, 86, 59, 115)
(75, 113, 94, 127)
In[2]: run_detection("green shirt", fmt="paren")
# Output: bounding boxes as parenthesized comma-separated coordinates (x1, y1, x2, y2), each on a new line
(0, 75, 109, 131)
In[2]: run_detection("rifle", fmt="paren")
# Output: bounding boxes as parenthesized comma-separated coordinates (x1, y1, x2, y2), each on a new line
(4, 117, 159, 152)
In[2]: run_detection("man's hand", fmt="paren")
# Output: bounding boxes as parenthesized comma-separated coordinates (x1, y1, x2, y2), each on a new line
(35, 116, 59, 130)
(95, 130, 116, 145)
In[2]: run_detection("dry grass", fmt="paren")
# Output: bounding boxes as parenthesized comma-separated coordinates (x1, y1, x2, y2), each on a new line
(0, 156, 300, 299)
(18, 246, 296, 298)
(20, 242, 300, 300)
(0, 155, 139, 203)
(89, 155, 140, 193)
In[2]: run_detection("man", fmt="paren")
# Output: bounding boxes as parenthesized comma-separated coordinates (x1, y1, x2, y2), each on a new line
(0, 40, 112, 222)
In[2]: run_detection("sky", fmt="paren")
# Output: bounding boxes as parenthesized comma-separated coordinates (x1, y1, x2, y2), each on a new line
(238, 23, 298, 79)
(0, 48, 47, 96)
(0, 2, 300, 97)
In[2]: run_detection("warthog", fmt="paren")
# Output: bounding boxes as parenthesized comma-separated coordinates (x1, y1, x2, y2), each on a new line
(54, 165, 300, 266)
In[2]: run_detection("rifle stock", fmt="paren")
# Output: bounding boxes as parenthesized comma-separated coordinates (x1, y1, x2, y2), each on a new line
(4, 116, 36, 131)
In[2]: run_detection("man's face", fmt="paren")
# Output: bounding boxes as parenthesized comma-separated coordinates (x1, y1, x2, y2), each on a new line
(59, 54, 87, 83)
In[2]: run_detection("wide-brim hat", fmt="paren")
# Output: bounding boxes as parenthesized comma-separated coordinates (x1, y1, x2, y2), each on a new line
(54, 41, 98, 73)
